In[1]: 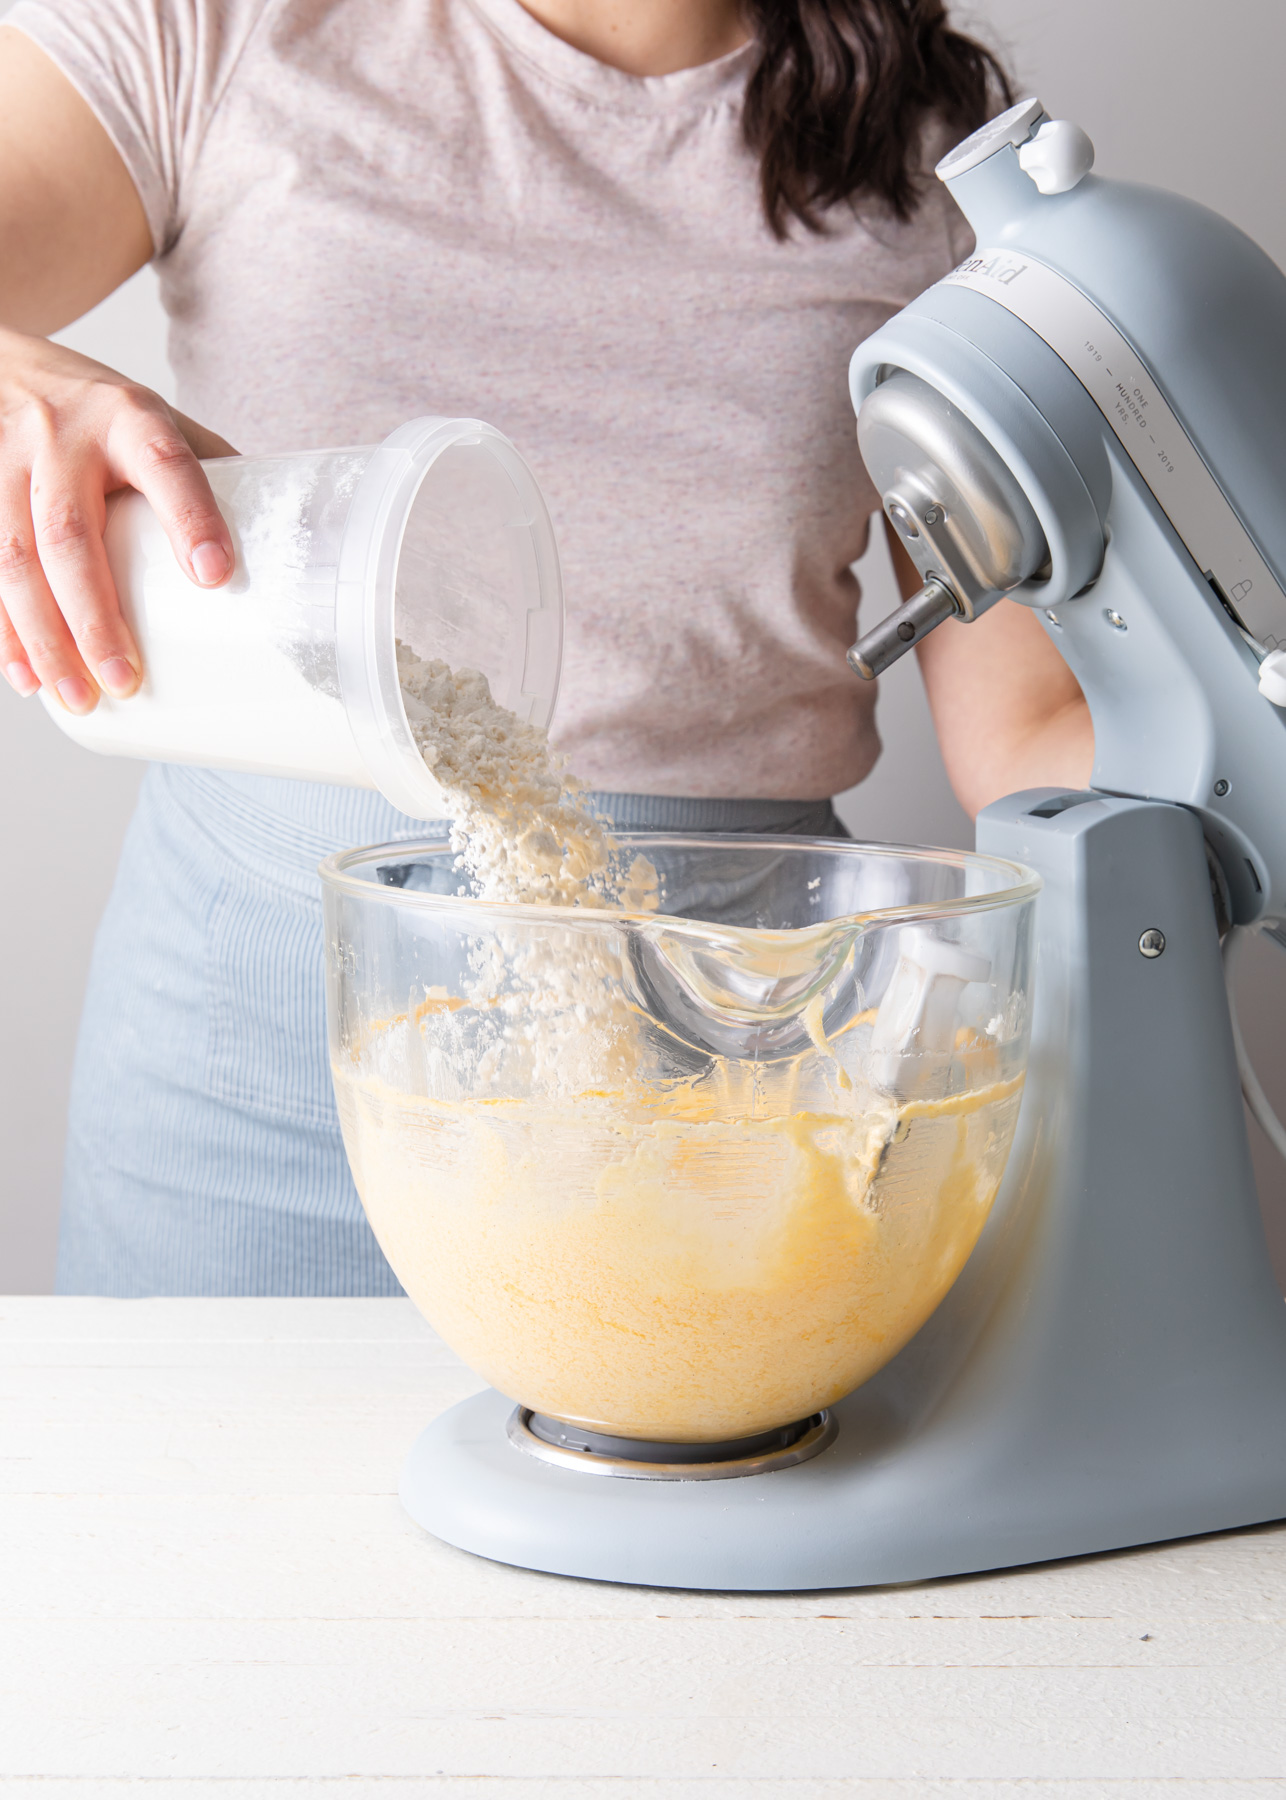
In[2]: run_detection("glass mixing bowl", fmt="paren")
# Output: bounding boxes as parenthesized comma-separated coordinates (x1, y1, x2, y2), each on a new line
(321, 835, 1039, 1445)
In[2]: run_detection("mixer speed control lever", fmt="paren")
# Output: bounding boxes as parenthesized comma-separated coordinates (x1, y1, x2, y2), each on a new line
(847, 578, 961, 681)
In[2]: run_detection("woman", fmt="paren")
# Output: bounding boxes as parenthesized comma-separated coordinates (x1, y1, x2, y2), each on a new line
(0, 0, 1092, 1294)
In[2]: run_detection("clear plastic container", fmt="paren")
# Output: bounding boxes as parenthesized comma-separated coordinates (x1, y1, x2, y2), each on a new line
(322, 834, 1040, 1443)
(41, 417, 562, 818)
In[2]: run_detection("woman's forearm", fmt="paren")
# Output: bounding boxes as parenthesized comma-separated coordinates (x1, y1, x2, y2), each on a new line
(916, 600, 1094, 819)
(881, 516, 1094, 820)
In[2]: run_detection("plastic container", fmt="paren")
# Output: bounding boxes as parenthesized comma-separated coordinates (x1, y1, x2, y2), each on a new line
(322, 834, 1039, 1444)
(41, 417, 562, 818)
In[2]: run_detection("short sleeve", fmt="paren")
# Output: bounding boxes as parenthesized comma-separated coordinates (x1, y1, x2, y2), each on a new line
(5, 0, 267, 254)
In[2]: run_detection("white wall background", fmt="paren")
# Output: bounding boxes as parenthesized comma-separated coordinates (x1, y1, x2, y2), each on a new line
(2, 0, 1285, 1290)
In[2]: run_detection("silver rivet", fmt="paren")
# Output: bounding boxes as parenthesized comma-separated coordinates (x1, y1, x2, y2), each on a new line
(1105, 609, 1127, 631)
(888, 501, 920, 539)
(923, 506, 942, 526)
(1139, 928, 1166, 958)
(1213, 778, 1230, 797)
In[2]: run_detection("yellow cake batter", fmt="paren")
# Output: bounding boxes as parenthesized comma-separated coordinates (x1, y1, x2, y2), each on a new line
(334, 1059, 1023, 1442)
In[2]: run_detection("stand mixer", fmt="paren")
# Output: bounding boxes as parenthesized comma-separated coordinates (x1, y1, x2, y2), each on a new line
(393, 98, 1286, 1588)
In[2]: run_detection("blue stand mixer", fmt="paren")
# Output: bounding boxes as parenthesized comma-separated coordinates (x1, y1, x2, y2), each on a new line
(401, 98, 1286, 1588)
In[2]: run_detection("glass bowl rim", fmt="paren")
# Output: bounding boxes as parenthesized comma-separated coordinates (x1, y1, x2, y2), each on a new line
(318, 832, 1042, 927)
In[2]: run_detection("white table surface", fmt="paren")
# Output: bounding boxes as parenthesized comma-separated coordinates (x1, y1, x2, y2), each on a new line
(3, 1297, 1286, 1797)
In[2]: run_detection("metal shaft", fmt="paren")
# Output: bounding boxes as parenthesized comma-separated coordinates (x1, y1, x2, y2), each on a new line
(846, 577, 960, 681)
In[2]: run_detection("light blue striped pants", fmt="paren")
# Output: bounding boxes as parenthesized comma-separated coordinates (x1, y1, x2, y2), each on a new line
(57, 765, 848, 1295)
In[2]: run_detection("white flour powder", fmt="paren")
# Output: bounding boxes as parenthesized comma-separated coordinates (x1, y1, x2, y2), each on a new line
(397, 643, 655, 910)
(395, 644, 660, 1095)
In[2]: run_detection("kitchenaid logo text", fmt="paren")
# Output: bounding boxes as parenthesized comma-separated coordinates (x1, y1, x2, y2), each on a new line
(945, 253, 1029, 288)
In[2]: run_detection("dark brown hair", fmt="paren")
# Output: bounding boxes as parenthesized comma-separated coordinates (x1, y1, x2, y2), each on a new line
(741, 0, 1013, 237)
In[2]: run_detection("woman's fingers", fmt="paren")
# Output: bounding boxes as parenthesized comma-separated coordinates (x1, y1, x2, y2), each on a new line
(0, 598, 39, 695)
(0, 471, 99, 711)
(29, 454, 142, 698)
(107, 389, 234, 590)
(0, 334, 238, 710)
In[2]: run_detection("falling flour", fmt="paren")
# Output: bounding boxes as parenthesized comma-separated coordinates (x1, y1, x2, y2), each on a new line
(396, 643, 655, 909)
(393, 644, 660, 1097)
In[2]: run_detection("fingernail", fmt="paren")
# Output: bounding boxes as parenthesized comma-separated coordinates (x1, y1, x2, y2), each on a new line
(55, 675, 95, 714)
(191, 541, 231, 584)
(98, 656, 139, 697)
(5, 660, 39, 697)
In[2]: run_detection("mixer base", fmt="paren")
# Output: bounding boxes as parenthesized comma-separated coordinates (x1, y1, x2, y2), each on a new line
(399, 1381, 1286, 1591)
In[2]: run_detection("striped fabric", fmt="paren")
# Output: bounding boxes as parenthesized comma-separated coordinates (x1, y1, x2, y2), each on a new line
(56, 765, 847, 1296)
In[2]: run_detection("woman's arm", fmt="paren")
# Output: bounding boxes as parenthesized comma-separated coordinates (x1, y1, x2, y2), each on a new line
(0, 26, 234, 713)
(883, 514, 1094, 820)
(0, 23, 152, 331)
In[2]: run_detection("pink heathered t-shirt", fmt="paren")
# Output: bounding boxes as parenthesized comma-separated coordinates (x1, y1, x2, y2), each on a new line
(9, 0, 972, 799)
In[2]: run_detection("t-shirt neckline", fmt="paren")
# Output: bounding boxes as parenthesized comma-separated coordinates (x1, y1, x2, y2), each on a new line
(464, 0, 757, 111)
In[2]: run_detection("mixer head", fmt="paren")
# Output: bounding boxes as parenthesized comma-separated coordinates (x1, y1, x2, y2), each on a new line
(848, 98, 1286, 694)
(848, 373, 1051, 678)
(844, 96, 1286, 928)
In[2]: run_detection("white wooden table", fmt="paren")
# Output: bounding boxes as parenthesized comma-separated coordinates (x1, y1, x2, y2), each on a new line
(3, 1297, 1286, 1796)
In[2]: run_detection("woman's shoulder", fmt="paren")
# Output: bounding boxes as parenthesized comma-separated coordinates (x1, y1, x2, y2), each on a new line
(4, 0, 280, 253)
(6, 0, 275, 74)
(2, 0, 279, 144)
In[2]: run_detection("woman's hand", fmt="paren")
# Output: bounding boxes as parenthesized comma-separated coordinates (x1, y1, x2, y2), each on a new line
(0, 331, 237, 712)
(882, 517, 1095, 819)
